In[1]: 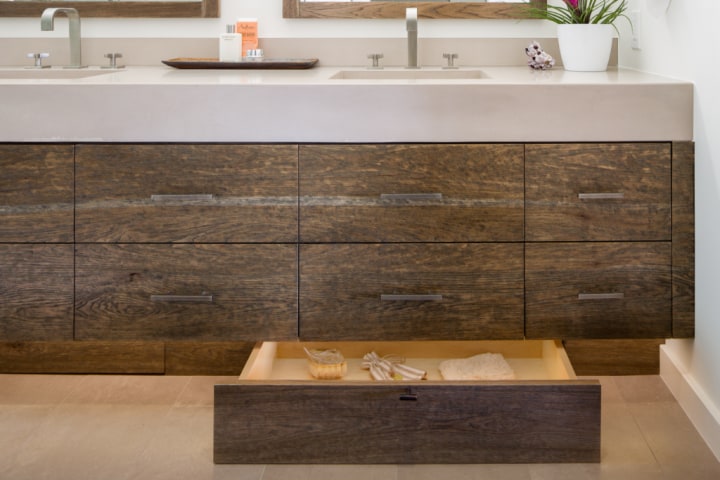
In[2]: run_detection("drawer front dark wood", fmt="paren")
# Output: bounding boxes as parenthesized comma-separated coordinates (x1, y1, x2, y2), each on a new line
(300, 243, 524, 340)
(300, 144, 524, 242)
(526, 143, 671, 241)
(0, 244, 73, 341)
(215, 381, 601, 464)
(0, 145, 73, 242)
(75, 144, 298, 243)
(526, 242, 672, 339)
(75, 244, 298, 341)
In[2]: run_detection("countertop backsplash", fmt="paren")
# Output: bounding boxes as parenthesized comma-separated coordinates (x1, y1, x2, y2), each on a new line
(0, 37, 600, 68)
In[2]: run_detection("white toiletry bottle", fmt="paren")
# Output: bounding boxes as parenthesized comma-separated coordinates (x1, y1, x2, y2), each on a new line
(219, 24, 242, 62)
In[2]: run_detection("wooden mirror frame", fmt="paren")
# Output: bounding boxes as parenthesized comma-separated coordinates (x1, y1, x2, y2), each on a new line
(0, 0, 219, 18)
(283, 1, 545, 19)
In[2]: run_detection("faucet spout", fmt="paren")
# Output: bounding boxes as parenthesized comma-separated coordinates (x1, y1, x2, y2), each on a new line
(41, 7, 84, 69)
(406, 7, 418, 69)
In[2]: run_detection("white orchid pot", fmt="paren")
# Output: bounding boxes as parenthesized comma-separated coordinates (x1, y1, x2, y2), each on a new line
(557, 23, 614, 72)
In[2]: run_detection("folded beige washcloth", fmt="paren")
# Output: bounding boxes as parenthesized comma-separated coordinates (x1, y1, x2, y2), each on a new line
(438, 353, 516, 380)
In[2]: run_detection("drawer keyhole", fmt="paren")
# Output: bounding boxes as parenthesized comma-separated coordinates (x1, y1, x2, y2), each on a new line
(399, 390, 418, 401)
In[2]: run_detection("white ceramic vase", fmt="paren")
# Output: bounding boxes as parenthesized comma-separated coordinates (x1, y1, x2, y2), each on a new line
(557, 23, 614, 72)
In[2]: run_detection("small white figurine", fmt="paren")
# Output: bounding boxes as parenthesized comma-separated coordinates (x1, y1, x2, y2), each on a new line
(525, 41, 555, 70)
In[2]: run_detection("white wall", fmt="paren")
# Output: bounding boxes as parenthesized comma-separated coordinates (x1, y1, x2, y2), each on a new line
(618, 0, 720, 450)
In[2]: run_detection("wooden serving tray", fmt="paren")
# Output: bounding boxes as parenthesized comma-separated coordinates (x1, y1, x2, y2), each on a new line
(162, 57, 319, 70)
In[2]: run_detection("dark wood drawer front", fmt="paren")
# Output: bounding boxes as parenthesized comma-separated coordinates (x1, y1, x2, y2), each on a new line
(300, 144, 524, 242)
(300, 244, 524, 340)
(0, 245, 73, 341)
(75, 244, 298, 341)
(0, 145, 73, 242)
(75, 144, 298, 243)
(526, 243, 672, 339)
(526, 143, 671, 241)
(215, 382, 601, 464)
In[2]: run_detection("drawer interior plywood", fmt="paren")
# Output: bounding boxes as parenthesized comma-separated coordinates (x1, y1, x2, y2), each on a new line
(240, 340, 576, 382)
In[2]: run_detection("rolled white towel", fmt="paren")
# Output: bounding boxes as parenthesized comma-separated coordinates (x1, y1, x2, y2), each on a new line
(438, 353, 516, 381)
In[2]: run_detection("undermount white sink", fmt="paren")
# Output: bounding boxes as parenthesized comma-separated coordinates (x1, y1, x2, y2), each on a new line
(330, 69, 488, 80)
(0, 68, 120, 79)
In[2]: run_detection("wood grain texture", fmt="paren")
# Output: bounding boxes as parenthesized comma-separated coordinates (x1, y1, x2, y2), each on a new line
(0, 144, 73, 242)
(563, 339, 664, 376)
(75, 244, 298, 341)
(0, 0, 219, 18)
(0, 340, 253, 374)
(672, 142, 695, 337)
(0, 245, 73, 341)
(214, 380, 600, 464)
(526, 242, 672, 339)
(526, 143, 671, 241)
(0, 341, 164, 374)
(300, 144, 524, 242)
(75, 144, 298, 243)
(284, 1, 544, 19)
(300, 243, 524, 340)
(165, 341, 254, 375)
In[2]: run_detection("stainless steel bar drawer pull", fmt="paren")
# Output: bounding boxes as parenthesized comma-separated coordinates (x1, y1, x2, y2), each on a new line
(380, 193, 443, 201)
(578, 293, 625, 300)
(578, 193, 625, 200)
(150, 295, 214, 303)
(381, 294, 443, 302)
(150, 194, 215, 202)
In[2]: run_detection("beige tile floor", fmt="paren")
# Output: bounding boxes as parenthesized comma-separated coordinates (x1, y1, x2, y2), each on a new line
(1, 374, 719, 480)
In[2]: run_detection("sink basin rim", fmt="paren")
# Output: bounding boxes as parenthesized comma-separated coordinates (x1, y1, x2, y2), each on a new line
(330, 69, 489, 81)
(0, 68, 121, 80)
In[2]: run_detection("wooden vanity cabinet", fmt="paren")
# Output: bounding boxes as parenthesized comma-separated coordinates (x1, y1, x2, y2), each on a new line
(0, 140, 694, 463)
(0, 140, 694, 372)
(298, 144, 525, 341)
(0, 145, 74, 341)
(73, 144, 299, 342)
(525, 143, 687, 340)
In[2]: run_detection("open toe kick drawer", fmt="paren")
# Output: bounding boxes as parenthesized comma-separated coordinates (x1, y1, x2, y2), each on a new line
(214, 340, 600, 464)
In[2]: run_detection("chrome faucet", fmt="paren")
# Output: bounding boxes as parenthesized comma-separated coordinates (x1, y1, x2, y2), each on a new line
(41, 7, 84, 69)
(406, 7, 418, 69)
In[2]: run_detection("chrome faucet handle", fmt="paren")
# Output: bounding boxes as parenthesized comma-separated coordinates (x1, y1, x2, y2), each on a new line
(367, 53, 384, 69)
(102, 53, 125, 69)
(443, 53, 459, 69)
(26, 52, 50, 69)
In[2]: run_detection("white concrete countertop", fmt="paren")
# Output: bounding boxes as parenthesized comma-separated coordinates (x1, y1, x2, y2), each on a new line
(0, 65, 693, 143)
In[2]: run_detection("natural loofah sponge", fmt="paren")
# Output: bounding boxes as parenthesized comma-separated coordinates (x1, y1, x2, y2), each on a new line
(304, 347, 347, 380)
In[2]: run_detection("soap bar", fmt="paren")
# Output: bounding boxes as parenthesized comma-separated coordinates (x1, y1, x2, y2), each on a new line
(236, 18, 258, 57)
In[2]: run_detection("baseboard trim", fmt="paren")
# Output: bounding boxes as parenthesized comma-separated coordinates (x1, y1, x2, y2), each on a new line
(660, 344, 720, 462)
